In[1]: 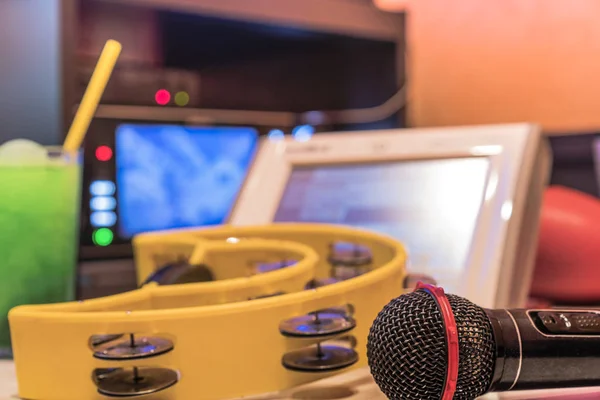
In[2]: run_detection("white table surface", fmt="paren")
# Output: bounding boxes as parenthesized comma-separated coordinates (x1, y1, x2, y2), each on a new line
(3, 360, 600, 400)
(0, 361, 17, 400)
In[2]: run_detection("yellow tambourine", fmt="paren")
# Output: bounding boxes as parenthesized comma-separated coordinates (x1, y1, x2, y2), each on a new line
(9, 223, 407, 400)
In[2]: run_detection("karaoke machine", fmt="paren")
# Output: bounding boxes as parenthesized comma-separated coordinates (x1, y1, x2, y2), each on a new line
(9, 223, 407, 400)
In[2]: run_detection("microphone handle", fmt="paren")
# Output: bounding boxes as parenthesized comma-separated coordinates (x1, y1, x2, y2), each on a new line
(486, 308, 600, 392)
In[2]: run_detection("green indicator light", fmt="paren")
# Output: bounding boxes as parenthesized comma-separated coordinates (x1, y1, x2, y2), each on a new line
(174, 91, 190, 107)
(93, 228, 114, 247)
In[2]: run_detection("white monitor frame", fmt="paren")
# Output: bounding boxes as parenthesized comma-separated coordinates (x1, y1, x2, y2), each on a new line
(228, 123, 551, 309)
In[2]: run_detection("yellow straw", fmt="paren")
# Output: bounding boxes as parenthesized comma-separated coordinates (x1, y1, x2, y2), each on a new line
(63, 39, 122, 152)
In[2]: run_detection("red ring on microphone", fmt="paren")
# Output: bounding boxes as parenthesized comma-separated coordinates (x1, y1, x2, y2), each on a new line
(415, 282, 459, 400)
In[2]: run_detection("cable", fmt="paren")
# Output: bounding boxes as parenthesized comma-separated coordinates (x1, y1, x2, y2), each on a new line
(299, 47, 409, 125)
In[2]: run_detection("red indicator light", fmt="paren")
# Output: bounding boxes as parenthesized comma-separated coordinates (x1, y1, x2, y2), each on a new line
(95, 145, 113, 162)
(155, 89, 171, 106)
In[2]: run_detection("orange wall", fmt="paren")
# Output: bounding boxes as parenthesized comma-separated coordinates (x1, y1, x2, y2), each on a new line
(402, 0, 600, 132)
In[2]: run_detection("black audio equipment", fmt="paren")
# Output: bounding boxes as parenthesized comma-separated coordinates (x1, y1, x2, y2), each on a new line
(367, 283, 600, 400)
(75, 8, 405, 264)
(77, 64, 202, 108)
(79, 112, 293, 261)
(547, 133, 600, 198)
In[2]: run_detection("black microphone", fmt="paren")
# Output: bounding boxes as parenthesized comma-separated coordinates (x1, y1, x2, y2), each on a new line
(367, 283, 600, 400)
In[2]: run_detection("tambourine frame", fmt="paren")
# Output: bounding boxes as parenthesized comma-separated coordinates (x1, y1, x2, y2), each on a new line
(9, 223, 407, 400)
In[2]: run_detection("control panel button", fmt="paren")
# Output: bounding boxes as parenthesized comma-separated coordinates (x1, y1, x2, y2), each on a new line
(91, 211, 117, 228)
(535, 311, 600, 335)
(90, 196, 117, 212)
(90, 181, 116, 196)
(93, 228, 114, 247)
(95, 145, 113, 162)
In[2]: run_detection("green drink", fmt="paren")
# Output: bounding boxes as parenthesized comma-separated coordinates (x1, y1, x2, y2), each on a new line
(0, 141, 80, 357)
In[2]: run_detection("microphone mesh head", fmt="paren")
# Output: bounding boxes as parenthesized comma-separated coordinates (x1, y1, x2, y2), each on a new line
(367, 291, 496, 400)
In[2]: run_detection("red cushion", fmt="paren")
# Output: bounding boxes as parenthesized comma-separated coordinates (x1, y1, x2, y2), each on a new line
(530, 186, 600, 303)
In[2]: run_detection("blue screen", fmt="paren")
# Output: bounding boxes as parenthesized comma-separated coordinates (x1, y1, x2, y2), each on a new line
(115, 124, 258, 238)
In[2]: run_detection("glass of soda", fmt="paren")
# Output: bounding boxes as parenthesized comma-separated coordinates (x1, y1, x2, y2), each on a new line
(0, 140, 81, 358)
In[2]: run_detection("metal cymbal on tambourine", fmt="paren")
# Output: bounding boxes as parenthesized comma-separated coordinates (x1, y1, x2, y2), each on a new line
(9, 223, 408, 400)
(93, 334, 174, 361)
(304, 241, 374, 288)
(141, 261, 215, 286)
(327, 241, 373, 267)
(332, 264, 370, 280)
(90, 334, 124, 347)
(328, 241, 373, 281)
(94, 367, 179, 397)
(281, 343, 359, 372)
(279, 310, 356, 338)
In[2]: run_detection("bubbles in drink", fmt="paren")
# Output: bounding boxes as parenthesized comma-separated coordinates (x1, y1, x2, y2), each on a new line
(0, 139, 47, 165)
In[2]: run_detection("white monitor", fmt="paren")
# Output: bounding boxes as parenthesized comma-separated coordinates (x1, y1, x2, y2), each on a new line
(228, 124, 552, 309)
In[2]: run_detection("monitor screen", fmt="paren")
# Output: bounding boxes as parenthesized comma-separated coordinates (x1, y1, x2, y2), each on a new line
(273, 157, 490, 292)
(115, 124, 258, 238)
